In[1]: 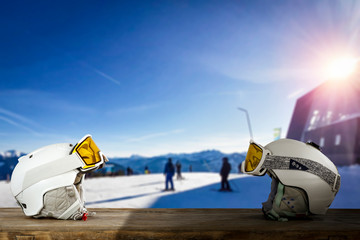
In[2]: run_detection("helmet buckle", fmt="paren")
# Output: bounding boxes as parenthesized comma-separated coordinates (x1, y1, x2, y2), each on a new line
(332, 174, 341, 192)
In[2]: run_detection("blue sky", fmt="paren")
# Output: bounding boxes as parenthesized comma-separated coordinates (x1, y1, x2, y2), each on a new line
(1, 0, 359, 156)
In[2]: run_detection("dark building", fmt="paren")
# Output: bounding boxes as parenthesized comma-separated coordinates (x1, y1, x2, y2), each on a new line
(287, 72, 360, 166)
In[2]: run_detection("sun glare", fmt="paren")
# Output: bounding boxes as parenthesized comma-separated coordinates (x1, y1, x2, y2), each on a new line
(324, 57, 359, 80)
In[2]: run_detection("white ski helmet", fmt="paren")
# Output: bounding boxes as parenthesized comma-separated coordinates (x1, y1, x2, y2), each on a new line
(241, 138, 340, 220)
(10, 135, 108, 220)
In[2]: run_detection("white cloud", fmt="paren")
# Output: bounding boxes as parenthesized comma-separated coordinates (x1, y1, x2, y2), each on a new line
(92, 68, 121, 86)
(107, 103, 161, 116)
(79, 61, 121, 86)
(119, 134, 248, 157)
(217, 90, 245, 96)
(214, 63, 322, 83)
(0, 107, 49, 136)
(0, 98, 93, 141)
(101, 131, 283, 158)
(125, 129, 185, 143)
(0, 116, 41, 136)
(197, 50, 327, 84)
(0, 90, 95, 115)
(287, 88, 305, 99)
(0, 107, 39, 128)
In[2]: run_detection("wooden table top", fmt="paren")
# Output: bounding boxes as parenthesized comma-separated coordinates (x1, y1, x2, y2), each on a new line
(0, 208, 359, 240)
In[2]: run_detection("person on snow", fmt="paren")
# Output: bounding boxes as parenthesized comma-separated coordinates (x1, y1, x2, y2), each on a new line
(220, 157, 232, 191)
(164, 158, 175, 191)
(176, 160, 182, 180)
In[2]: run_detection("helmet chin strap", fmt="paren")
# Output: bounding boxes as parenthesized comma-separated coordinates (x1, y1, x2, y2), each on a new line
(262, 176, 310, 221)
(58, 182, 96, 220)
(59, 174, 95, 220)
(35, 183, 95, 220)
(58, 198, 87, 220)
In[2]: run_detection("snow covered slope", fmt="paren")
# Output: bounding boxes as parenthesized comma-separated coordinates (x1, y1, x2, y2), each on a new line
(84, 173, 260, 208)
(1, 165, 359, 209)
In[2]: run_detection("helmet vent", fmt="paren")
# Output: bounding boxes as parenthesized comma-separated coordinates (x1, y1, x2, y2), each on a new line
(306, 141, 322, 151)
(21, 203, 27, 209)
(29, 155, 33, 158)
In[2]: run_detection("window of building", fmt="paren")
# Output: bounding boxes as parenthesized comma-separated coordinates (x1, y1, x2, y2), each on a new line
(307, 110, 319, 131)
(319, 137, 325, 148)
(335, 134, 341, 146)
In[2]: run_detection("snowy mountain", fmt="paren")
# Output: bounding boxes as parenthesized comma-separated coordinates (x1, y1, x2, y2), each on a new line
(0, 150, 25, 159)
(110, 150, 246, 174)
(0, 149, 245, 180)
(0, 150, 26, 180)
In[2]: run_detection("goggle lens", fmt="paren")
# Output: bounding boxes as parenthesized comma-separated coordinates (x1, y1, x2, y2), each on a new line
(245, 143, 263, 172)
(75, 136, 102, 166)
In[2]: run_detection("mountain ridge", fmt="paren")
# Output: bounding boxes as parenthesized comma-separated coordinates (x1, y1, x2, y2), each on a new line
(110, 149, 246, 174)
(0, 149, 246, 180)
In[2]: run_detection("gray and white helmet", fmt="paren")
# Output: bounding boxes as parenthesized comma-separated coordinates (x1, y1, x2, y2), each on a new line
(241, 138, 340, 221)
(10, 135, 108, 220)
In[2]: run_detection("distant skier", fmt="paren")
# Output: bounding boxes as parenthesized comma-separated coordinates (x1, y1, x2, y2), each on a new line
(220, 157, 232, 191)
(127, 167, 133, 176)
(145, 166, 150, 174)
(164, 158, 175, 191)
(176, 160, 182, 180)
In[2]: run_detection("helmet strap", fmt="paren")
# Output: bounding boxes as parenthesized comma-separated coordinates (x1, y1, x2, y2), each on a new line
(262, 176, 310, 221)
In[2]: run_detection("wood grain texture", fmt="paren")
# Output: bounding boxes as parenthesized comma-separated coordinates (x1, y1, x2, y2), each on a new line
(0, 208, 359, 239)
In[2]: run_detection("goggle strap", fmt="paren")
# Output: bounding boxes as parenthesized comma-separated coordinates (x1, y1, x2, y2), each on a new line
(263, 155, 341, 192)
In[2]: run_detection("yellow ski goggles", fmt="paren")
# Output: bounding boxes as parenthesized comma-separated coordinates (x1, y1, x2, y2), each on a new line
(241, 140, 270, 176)
(72, 135, 108, 172)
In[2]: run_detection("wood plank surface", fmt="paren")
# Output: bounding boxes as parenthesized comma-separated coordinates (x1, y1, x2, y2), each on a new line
(0, 208, 359, 240)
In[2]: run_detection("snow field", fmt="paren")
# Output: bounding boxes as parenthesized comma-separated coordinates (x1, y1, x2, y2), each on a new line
(1, 165, 359, 209)
(84, 173, 251, 208)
